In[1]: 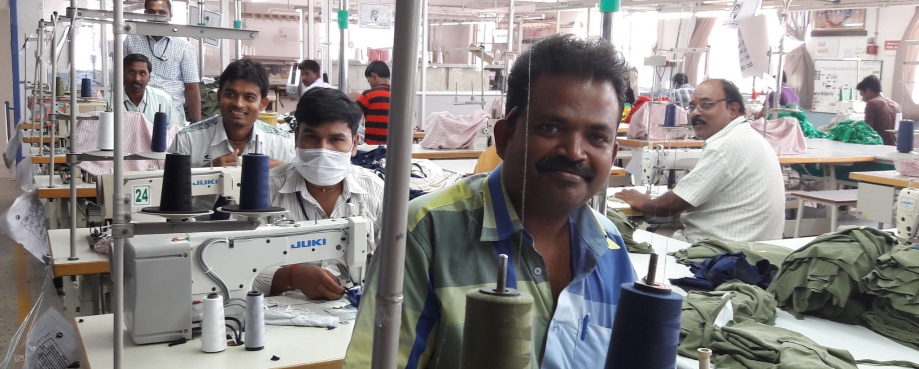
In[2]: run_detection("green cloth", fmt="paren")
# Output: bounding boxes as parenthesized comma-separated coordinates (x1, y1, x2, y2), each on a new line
(828, 120, 883, 145)
(767, 226, 906, 324)
(606, 209, 654, 254)
(710, 321, 860, 369)
(679, 281, 778, 358)
(197, 79, 220, 120)
(670, 238, 793, 269)
(777, 106, 831, 139)
(863, 244, 919, 315)
(861, 298, 919, 350)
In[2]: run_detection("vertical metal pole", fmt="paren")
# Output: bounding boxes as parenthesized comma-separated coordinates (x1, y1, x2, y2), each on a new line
(601, 12, 612, 41)
(338, 0, 348, 93)
(197, 0, 206, 78)
(100, 0, 109, 97)
(112, 0, 126, 367)
(37, 23, 45, 144)
(517, 20, 523, 54)
(68, 0, 80, 261)
(219, 0, 229, 68)
(507, 0, 514, 54)
(234, 0, 242, 60)
(370, 0, 422, 366)
(297, 9, 304, 61)
(322, 0, 331, 77)
(420, 0, 428, 130)
(308, 0, 315, 59)
(49, 13, 58, 189)
(10, 0, 22, 126)
(770, 3, 789, 120)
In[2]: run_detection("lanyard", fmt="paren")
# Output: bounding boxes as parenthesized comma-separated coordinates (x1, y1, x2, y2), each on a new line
(147, 37, 171, 61)
(294, 191, 351, 221)
(124, 99, 147, 114)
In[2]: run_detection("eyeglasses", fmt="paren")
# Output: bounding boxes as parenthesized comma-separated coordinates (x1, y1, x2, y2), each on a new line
(687, 98, 729, 114)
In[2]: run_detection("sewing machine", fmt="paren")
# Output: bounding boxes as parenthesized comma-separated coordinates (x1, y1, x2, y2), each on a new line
(124, 211, 373, 345)
(835, 100, 866, 123)
(641, 147, 703, 186)
(896, 181, 919, 240)
(98, 167, 243, 221)
(467, 118, 498, 150)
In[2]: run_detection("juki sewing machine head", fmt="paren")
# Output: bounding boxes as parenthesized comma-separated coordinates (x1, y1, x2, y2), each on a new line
(835, 100, 866, 123)
(641, 146, 703, 186)
(468, 118, 498, 150)
(99, 167, 243, 221)
(897, 180, 919, 241)
(123, 208, 374, 345)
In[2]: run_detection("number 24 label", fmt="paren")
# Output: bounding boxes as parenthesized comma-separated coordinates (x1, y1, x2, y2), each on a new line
(133, 185, 151, 206)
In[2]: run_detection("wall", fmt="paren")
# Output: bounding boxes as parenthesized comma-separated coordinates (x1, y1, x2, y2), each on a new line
(0, 0, 10, 179)
(806, 6, 916, 97)
(429, 25, 474, 64)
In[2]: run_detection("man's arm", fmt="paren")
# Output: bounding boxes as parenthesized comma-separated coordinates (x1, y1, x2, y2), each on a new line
(184, 83, 202, 122)
(615, 190, 692, 216)
(268, 158, 286, 168)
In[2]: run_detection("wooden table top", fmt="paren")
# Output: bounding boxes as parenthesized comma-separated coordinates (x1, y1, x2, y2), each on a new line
(617, 138, 705, 149)
(849, 170, 917, 188)
(48, 228, 110, 276)
(777, 149, 876, 165)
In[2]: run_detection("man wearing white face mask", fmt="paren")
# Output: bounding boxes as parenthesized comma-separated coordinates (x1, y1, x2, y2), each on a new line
(252, 88, 385, 300)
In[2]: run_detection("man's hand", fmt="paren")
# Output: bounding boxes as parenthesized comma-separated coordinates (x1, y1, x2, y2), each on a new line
(290, 265, 346, 300)
(208, 149, 240, 167)
(614, 189, 652, 211)
(268, 158, 287, 168)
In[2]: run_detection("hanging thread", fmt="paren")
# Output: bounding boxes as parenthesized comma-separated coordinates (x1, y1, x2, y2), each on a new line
(97, 111, 115, 151)
(201, 293, 228, 353)
(81, 78, 93, 98)
(239, 153, 270, 210)
(898, 120, 916, 153)
(151, 111, 168, 152)
(664, 104, 677, 127)
(55, 77, 64, 97)
(245, 291, 266, 351)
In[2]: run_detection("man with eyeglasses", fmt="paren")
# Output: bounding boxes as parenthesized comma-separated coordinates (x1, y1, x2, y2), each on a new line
(615, 79, 785, 243)
(124, 0, 202, 124)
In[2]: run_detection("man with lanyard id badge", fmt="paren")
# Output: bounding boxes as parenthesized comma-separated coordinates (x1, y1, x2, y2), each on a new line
(108, 53, 184, 127)
(250, 88, 385, 301)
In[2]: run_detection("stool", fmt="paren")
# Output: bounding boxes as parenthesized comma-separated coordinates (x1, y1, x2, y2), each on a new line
(792, 190, 859, 238)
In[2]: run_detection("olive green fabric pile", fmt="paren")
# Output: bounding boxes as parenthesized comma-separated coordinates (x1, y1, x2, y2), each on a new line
(670, 239, 793, 269)
(605, 209, 654, 254)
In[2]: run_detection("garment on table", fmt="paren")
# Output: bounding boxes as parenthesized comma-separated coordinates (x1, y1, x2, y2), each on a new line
(351, 147, 463, 200)
(605, 209, 654, 254)
(343, 165, 637, 369)
(668, 85, 695, 109)
(672, 253, 778, 290)
(829, 120, 883, 145)
(626, 102, 689, 140)
(625, 96, 650, 123)
(356, 84, 390, 144)
(620, 103, 632, 123)
(124, 35, 199, 123)
(75, 111, 181, 176)
(777, 107, 830, 139)
(106, 85, 184, 127)
(767, 226, 906, 324)
(861, 298, 919, 350)
(419, 110, 489, 150)
(670, 238, 793, 270)
(672, 117, 786, 243)
(766, 86, 802, 108)
(863, 243, 919, 316)
(168, 116, 296, 167)
(749, 116, 807, 155)
(864, 96, 902, 146)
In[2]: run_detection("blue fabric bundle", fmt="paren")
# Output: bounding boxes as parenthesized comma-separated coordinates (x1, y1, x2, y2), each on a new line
(672, 252, 778, 291)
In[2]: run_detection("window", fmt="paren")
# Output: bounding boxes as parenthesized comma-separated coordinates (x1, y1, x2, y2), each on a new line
(703, 10, 794, 94)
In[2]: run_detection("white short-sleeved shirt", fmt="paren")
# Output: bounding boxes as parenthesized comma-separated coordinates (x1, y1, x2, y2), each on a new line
(124, 35, 199, 122)
(168, 115, 296, 166)
(672, 116, 786, 243)
(252, 162, 385, 295)
(107, 86, 184, 127)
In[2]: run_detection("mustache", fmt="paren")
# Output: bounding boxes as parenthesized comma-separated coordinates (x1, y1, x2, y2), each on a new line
(129, 83, 143, 89)
(535, 156, 595, 182)
(691, 116, 706, 127)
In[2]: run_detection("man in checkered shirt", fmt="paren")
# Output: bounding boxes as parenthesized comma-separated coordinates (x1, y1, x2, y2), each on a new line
(124, 0, 201, 123)
(668, 72, 695, 109)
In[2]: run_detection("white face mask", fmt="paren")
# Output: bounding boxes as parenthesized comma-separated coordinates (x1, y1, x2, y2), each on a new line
(295, 145, 353, 186)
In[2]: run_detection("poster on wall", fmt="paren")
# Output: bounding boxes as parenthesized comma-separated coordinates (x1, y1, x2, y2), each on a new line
(811, 9, 868, 36)
(723, 0, 762, 29)
(812, 59, 882, 113)
(814, 39, 840, 58)
(359, 3, 392, 29)
(737, 15, 770, 78)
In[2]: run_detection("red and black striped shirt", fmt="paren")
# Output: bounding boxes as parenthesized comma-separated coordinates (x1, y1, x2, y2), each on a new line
(357, 85, 391, 144)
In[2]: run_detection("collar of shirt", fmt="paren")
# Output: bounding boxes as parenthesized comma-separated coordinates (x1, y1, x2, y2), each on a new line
(703, 116, 748, 146)
(123, 86, 154, 111)
(278, 163, 368, 201)
(210, 116, 271, 151)
(480, 164, 619, 256)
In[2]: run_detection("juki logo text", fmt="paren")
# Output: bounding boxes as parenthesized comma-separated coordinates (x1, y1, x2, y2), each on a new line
(291, 239, 328, 249)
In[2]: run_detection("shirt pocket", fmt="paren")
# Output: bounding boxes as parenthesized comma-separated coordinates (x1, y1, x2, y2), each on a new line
(542, 316, 612, 369)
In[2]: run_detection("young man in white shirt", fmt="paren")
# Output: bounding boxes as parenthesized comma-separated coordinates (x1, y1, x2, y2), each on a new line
(169, 59, 295, 167)
(253, 88, 385, 300)
(298, 59, 332, 95)
(110, 53, 183, 126)
(616, 79, 785, 243)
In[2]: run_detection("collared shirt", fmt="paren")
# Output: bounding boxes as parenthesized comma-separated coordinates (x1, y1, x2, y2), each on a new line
(673, 116, 785, 243)
(168, 115, 296, 167)
(251, 162, 385, 295)
(766, 85, 801, 108)
(301, 78, 334, 95)
(344, 166, 636, 369)
(124, 35, 200, 123)
(864, 95, 901, 146)
(106, 86, 184, 127)
(668, 84, 695, 109)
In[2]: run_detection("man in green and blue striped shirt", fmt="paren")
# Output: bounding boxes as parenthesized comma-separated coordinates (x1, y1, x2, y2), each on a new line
(344, 34, 636, 368)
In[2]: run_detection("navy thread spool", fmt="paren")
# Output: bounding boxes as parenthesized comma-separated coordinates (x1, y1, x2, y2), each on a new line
(664, 104, 677, 127)
(151, 112, 168, 152)
(898, 120, 915, 153)
(606, 254, 683, 369)
(239, 153, 270, 210)
(81, 78, 92, 98)
(158, 153, 195, 212)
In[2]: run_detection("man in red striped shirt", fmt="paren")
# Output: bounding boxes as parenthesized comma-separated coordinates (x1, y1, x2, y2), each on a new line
(357, 61, 391, 144)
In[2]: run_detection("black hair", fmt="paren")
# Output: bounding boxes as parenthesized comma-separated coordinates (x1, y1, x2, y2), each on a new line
(713, 79, 747, 115)
(673, 73, 689, 86)
(856, 75, 882, 93)
(144, 0, 172, 16)
(124, 53, 152, 73)
(218, 59, 269, 98)
(294, 88, 363, 136)
(505, 34, 630, 123)
(364, 61, 391, 79)
(781, 71, 788, 84)
(298, 60, 320, 74)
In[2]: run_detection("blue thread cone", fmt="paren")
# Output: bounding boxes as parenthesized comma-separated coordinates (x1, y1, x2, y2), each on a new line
(664, 104, 677, 127)
(898, 120, 915, 153)
(151, 112, 168, 152)
(239, 153, 270, 211)
(81, 78, 92, 98)
(606, 282, 683, 369)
